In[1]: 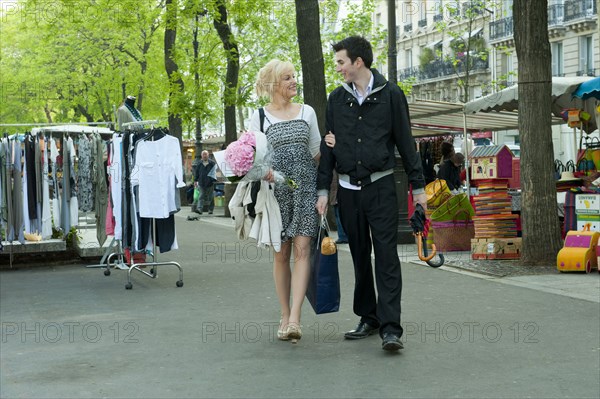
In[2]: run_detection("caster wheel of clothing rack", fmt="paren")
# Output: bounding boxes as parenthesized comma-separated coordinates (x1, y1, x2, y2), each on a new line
(176, 280, 183, 287)
(125, 282, 133, 290)
(104, 269, 111, 276)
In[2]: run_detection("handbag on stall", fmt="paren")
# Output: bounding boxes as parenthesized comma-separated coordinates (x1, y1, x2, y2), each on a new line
(431, 210, 475, 251)
(425, 179, 452, 208)
(306, 216, 340, 315)
(430, 193, 475, 222)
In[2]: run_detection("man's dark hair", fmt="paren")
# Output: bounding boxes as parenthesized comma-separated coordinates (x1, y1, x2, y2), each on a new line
(332, 36, 373, 68)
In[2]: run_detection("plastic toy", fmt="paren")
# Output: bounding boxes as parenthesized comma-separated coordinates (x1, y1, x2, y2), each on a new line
(557, 224, 599, 273)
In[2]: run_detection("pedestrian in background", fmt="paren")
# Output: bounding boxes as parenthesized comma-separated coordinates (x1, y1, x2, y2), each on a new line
(434, 141, 455, 176)
(193, 150, 217, 215)
(437, 152, 465, 192)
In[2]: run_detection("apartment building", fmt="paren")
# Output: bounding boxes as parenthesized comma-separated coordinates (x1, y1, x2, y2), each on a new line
(373, 0, 598, 100)
(371, 0, 598, 159)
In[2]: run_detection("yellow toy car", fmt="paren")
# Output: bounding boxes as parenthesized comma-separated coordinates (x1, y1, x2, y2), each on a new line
(557, 225, 599, 273)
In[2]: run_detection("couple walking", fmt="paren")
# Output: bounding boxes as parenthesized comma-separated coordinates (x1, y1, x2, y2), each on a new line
(249, 36, 426, 351)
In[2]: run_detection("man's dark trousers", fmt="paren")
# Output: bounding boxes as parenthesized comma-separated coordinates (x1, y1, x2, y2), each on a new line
(337, 174, 403, 338)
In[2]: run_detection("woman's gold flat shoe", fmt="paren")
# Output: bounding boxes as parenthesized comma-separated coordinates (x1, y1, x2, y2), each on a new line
(277, 319, 289, 341)
(286, 323, 302, 344)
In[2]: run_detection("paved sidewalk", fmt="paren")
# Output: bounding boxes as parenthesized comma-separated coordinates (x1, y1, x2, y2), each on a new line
(199, 207, 600, 304)
(1, 207, 599, 398)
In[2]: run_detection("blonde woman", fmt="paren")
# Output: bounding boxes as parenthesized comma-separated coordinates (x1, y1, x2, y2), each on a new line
(249, 59, 321, 343)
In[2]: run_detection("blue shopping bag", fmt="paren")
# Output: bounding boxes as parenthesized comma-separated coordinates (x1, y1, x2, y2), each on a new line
(306, 217, 340, 314)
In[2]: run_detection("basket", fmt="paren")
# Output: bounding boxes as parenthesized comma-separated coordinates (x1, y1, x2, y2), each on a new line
(431, 210, 474, 251)
(430, 193, 474, 222)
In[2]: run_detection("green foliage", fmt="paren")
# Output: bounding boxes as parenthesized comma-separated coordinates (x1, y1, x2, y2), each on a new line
(432, 0, 497, 103)
(64, 227, 82, 248)
(1, 0, 167, 127)
(398, 77, 417, 96)
(1, 0, 395, 133)
(419, 47, 436, 68)
(320, 0, 385, 93)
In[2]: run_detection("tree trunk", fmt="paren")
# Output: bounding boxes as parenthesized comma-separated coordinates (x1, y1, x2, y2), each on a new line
(164, 0, 184, 144)
(193, 13, 202, 157)
(294, 0, 327, 135)
(387, 0, 397, 85)
(514, 0, 562, 264)
(237, 102, 245, 132)
(213, 0, 239, 146)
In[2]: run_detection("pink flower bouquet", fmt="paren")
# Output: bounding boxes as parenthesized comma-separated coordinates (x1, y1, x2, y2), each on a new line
(221, 131, 297, 189)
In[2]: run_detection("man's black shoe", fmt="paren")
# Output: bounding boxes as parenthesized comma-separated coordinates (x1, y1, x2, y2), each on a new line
(344, 322, 379, 340)
(381, 333, 404, 351)
(208, 210, 213, 214)
(195, 210, 203, 215)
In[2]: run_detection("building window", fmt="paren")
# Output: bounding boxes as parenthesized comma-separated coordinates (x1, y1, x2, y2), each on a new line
(406, 49, 413, 69)
(500, 52, 515, 86)
(579, 36, 594, 76)
(548, 0, 564, 26)
(551, 42, 564, 76)
(501, 0, 513, 18)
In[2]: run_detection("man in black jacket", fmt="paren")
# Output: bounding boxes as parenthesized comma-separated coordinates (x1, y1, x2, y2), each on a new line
(316, 36, 427, 352)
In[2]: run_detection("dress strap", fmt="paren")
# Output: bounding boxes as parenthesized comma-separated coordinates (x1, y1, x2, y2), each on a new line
(259, 107, 272, 132)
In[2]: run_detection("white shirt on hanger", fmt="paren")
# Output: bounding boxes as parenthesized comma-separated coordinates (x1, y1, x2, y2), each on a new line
(132, 135, 185, 219)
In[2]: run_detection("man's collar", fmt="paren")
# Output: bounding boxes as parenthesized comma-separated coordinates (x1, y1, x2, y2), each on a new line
(352, 71, 374, 97)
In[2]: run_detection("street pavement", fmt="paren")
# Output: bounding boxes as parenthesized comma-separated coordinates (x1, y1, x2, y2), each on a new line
(1, 208, 599, 399)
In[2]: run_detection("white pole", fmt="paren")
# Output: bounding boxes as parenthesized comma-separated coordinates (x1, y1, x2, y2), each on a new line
(463, 111, 470, 198)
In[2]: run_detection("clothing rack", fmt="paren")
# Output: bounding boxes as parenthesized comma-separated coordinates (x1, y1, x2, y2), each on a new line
(1, 125, 115, 268)
(0, 122, 113, 127)
(117, 120, 183, 289)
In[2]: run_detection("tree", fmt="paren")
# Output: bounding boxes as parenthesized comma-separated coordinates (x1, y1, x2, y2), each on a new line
(514, 0, 562, 264)
(0, 0, 167, 126)
(165, 0, 185, 143)
(212, 0, 239, 146)
(295, 0, 327, 135)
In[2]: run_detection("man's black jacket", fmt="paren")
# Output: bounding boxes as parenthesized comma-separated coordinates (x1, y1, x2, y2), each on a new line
(317, 68, 425, 193)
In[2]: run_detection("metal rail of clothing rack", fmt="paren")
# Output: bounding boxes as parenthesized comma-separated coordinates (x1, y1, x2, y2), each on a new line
(118, 120, 183, 289)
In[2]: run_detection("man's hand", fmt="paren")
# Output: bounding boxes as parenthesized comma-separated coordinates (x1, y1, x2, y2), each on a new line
(316, 195, 328, 215)
(324, 131, 335, 148)
(413, 192, 427, 211)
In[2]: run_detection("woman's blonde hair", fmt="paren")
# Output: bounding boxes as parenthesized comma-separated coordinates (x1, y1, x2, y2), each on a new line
(255, 59, 295, 100)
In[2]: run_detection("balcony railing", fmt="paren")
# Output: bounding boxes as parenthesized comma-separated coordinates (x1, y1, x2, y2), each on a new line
(404, 23, 413, 33)
(564, 0, 597, 22)
(548, 4, 564, 26)
(418, 18, 427, 28)
(398, 56, 489, 82)
(462, 1, 484, 17)
(489, 16, 513, 41)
